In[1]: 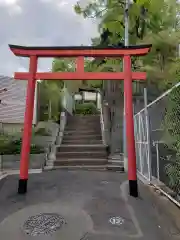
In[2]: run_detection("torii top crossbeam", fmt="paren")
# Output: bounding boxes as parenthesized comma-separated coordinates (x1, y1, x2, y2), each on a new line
(9, 44, 151, 57)
(9, 44, 151, 81)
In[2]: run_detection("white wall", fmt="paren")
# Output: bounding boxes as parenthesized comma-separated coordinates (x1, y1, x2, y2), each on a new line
(74, 94, 82, 101)
(74, 92, 101, 109)
(74, 92, 97, 101)
(83, 92, 96, 101)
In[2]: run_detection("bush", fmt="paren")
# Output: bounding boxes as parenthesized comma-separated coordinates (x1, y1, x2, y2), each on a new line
(0, 136, 44, 155)
(75, 102, 98, 115)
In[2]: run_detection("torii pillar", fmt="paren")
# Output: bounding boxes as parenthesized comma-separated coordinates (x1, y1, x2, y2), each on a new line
(9, 44, 152, 197)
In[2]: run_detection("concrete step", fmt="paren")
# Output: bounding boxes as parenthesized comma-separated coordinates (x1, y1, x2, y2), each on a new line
(107, 165, 124, 172)
(62, 139, 103, 144)
(67, 118, 100, 122)
(67, 122, 100, 126)
(65, 124, 101, 131)
(54, 158, 108, 166)
(66, 122, 100, 125)
(66, 121, 100, 124)
(64, 130, 101, 136)
(107, 159, 124, 172)
(57, 144, 106, 153)
(62, 134, 102, 140)
(65, 128, 101, 132)
(108, 160, 124, 165)
(56, 151, 107, 159)
(47, 164, 124, 172)
(67, 120, 100, 123)
(48, 165, 107, 171)
(68, 115, 100, 119)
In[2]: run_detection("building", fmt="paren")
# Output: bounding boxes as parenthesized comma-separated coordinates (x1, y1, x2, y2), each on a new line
(74, 90, 101, 109)
(0, 75, 38, 134)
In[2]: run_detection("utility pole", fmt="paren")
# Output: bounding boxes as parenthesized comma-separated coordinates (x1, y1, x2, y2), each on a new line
(124, 0, 129, 47)
(48, 99, 52, 120)
(123, 0, 130, 171)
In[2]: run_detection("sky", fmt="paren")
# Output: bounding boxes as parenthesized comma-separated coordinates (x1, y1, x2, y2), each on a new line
(0, 0, 99, 76)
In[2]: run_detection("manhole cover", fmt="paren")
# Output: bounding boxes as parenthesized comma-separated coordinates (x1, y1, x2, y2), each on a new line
(109, 216, 124, 226)
(23, 213, 66, 236)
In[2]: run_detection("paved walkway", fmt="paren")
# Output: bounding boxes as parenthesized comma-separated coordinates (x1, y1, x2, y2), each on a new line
(0, 170, 179, 239)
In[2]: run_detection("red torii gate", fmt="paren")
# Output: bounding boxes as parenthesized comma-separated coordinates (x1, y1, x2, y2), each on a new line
(9, 44, 152, 197)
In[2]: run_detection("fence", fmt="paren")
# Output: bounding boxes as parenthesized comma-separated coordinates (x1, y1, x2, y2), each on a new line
(134, 82, 180, 202)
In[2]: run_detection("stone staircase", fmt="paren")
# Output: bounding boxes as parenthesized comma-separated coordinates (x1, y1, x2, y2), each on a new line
(107, 154, 124, 171)
(54, 115, 108, 170)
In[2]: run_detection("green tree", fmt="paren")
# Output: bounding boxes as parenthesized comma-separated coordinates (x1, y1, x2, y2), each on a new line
(38, 80, 62, 122)
(52, 57, 104, 91)
(52, 57, 87, 93)
(75, 0, 180, 184)
(75, 0, 180, 92)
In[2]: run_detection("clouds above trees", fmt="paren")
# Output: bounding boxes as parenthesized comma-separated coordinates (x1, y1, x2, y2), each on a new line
(0, 0, 98, 76)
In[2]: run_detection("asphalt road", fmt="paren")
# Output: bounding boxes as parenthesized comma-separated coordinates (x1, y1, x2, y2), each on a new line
(0, 170, 179, 239)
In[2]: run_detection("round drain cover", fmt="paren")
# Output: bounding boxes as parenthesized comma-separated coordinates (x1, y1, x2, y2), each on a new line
(23, 213, 66, 236)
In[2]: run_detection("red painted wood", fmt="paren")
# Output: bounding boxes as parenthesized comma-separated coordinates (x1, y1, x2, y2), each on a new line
(124, 55, 137, 181)
(76, 57, 84, 72)
(14, 72, 146, 80)
(10, 47, 151, 57)
(20, 55, 37, 180)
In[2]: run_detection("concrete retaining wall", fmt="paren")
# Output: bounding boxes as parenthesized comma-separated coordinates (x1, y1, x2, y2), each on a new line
(32, 121, 60, 149)
(0, 153, 45, 170)
(31, 136, 55, 149)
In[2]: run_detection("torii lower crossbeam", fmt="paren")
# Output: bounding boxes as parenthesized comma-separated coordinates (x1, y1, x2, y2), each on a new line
(9, 44, 152, 198)
(14, 72, 146, 80)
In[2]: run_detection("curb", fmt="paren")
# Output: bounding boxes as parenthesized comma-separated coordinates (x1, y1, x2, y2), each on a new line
(0, 169, 42, 181)
(147, 184, 180, 234)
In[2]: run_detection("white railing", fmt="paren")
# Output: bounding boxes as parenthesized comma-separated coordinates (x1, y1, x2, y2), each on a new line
(46, 107, 68, 168)
(100, 104, 106, 145)
(62, 87, 74, 115)
(134, 83, 180, 204)
(134, 88, 152, 182)
(99, 93, 108, 146)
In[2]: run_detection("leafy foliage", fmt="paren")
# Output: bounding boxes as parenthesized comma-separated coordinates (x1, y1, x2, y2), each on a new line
(74, 0, 180, 188)
(165, 162, 180, 194)
(38, 80, 62, 122)
(162, 87, 180, 152)
(52, 57, 104, 91)
(0, 135, 44, 155)
(75, 0, 180, 92)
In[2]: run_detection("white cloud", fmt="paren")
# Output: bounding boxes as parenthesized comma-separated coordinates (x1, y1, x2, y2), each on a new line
(58, 0, 68, 7)
(8, 4, 22, 15)
(6, 0, 18, 4)
(0, 0, 99, 76)
(17, 66, 26, 72)
(78, 0, 92, 9)
(0, 0, 19, 5)
(0, 0, 22, 16)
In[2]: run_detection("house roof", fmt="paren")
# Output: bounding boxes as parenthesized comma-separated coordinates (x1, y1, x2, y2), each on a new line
(0, 75, 37, 124)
